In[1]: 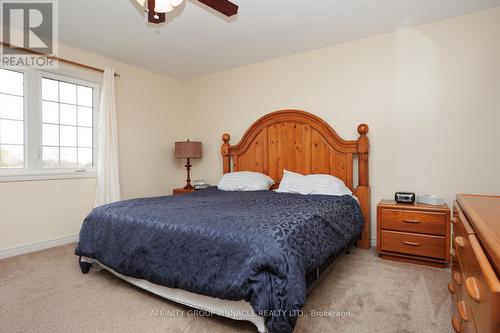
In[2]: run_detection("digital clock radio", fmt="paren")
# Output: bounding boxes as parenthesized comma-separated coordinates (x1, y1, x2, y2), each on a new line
(395, 192, 416, 204)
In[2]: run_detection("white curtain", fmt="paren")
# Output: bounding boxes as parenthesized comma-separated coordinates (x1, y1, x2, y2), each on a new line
(94, 67, 121, 207)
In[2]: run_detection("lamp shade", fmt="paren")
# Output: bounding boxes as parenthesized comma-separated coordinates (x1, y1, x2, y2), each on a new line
(175, 141, 202, 159)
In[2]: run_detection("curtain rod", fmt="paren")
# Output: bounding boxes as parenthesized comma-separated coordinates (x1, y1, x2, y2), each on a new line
(0, 41, 120, 77)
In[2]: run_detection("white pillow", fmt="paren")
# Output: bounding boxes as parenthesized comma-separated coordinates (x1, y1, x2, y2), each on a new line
(276, 170, 352, 196)
(217, 171, 275, 191)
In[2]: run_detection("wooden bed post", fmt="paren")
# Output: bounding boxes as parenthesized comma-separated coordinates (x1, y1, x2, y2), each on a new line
(222, 133, 231, 174)
(356, 124, 371, 249)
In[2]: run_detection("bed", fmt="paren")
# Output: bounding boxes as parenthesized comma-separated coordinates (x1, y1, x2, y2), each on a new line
(75, 110, 371, 333)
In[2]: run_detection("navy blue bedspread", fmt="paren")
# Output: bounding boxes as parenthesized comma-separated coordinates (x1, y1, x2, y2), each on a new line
(75, 187, 364, 333)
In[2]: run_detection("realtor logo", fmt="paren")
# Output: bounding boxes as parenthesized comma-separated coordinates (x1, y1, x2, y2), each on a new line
(1, 0, 58, 68)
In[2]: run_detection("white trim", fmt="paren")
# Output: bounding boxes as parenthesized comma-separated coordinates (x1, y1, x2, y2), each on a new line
(0, 233, 79, 259)
(371, 238, 376, 247)
(0, 170, 96, 182)
(37, 71, 100, 173)
(0, 68, 100, 178)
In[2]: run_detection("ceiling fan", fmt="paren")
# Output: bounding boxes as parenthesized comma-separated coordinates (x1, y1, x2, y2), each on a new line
(135, 0, 239, 24)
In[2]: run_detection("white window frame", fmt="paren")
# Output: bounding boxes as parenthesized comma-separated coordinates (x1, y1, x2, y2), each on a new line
(0, 69, 99, 182)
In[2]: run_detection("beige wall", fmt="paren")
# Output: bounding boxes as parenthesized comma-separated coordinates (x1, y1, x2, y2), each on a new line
(0, 44, 184, 252)
(182, 8, 500, 242)
(2, 8, 499, 252)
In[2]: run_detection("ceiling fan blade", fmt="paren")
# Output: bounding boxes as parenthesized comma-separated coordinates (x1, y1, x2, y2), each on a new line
(198, 0, 239, 17)
(147, 0, 166, 24)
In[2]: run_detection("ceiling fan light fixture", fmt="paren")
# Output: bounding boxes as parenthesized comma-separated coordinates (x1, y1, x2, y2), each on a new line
(170, 0, 184, 7)
(135, 0, 238, 23)
(155, 0, 174, 13)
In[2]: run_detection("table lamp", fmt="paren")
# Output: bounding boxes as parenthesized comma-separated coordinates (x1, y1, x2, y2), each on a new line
(175, 140, 202, 190)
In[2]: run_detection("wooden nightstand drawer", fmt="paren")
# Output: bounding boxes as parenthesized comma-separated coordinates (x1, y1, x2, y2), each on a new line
(377, 200, 450, 267)
(381, 208, 446, 235)
(380, 230, 446, 260)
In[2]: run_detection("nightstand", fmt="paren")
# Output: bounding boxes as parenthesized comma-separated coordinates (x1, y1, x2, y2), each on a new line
(173, 188, 195, 195)
(377, 200, 450, 268)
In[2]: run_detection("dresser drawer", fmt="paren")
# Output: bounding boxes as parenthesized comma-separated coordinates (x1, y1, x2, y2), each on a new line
(380, 230, 445, 259)
(462, 235, 500, 333)
(452, 203, 475, 237)
(451, 292, 462, 333)
(453, 212, 475, 271)
(381, 208, 446, 235)
(450, 259, 477, 333)
(451, 249, 463, 291)
(451, 293, 478, 333)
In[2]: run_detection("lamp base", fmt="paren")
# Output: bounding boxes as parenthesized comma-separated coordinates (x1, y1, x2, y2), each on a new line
(183, 158, 193, 190)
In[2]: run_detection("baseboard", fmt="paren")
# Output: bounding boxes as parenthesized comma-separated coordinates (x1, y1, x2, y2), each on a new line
(0, 234, 79, 260)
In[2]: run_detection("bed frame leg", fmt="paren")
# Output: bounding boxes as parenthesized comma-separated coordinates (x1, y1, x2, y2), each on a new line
(79, 256, 92, 274)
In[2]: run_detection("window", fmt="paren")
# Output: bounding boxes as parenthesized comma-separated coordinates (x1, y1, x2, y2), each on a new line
(0, 68, 99, 181)
(41, 78, 94, 168)
(0, 69, 24, 169)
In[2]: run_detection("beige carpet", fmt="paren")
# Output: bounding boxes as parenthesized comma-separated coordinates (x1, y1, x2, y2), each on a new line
(0, 244, 452, 333)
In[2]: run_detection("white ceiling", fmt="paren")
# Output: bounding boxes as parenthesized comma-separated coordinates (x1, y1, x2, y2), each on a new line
(59, 0, 500, 80)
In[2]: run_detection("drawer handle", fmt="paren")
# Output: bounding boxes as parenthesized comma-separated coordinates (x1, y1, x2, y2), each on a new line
(448, 281, 456, 294)
(451, 315, 461, 333)
(451, 217, 457, 225)
(403, 219, 421, 224)
(465, 277, 481, 302)
(403, 241, 420, 247)
(457, 301, 469, 321)
(455, 236, 467, 248)
(453, 272, 462, 286)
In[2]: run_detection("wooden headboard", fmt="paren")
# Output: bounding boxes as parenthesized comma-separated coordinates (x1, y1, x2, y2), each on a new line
(221, 110, 371, 249)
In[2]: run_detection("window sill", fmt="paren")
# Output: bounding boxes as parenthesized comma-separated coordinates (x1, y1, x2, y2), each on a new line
(0, 171, 97, 183)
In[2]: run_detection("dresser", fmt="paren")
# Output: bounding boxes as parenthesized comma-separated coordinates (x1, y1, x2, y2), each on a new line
(377, 200, 450, 267)
(450, 194, 500, 333)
